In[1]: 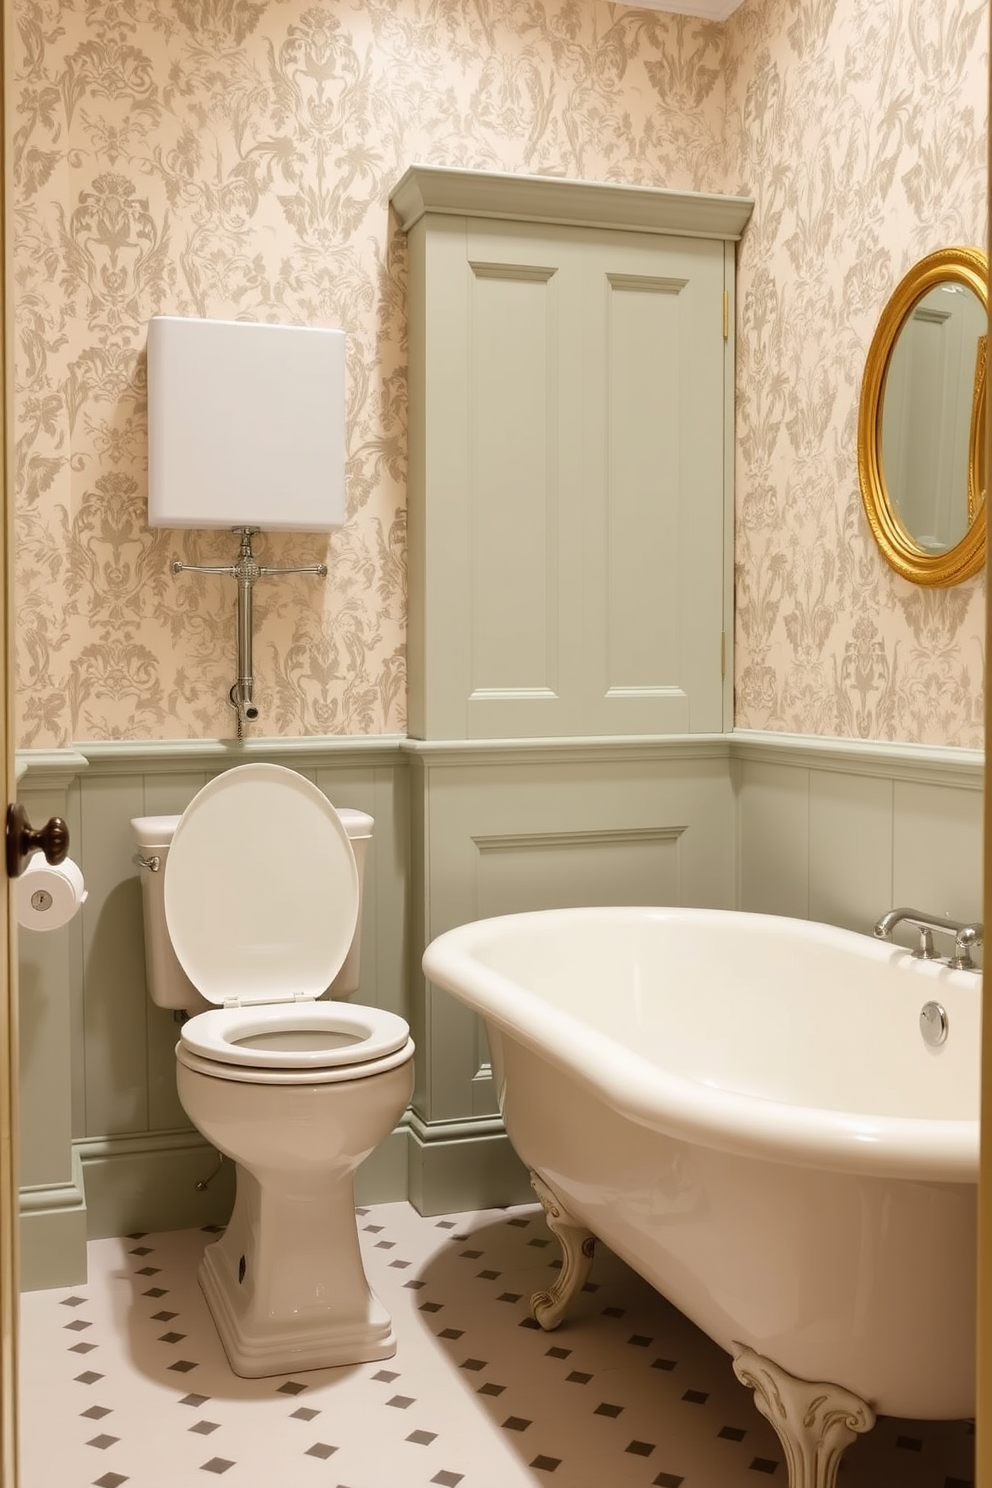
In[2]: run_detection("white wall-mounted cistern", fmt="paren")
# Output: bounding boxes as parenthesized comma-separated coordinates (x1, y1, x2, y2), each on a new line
(146, 315, 346, 736)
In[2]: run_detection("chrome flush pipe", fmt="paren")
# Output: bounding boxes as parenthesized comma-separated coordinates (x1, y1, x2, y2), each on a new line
(173, 527, 327, 738)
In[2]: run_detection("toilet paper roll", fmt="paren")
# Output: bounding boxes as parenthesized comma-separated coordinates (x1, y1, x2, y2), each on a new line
(16, 854, 87, 931)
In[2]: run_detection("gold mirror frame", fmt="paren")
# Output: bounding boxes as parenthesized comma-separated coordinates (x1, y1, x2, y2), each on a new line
(857, 245, 988, 586)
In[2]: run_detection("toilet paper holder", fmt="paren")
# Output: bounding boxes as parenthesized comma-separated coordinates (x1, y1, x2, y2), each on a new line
(5, 804, 69, 878)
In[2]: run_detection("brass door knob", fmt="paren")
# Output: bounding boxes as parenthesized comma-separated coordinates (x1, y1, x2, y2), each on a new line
(5, 803, 70, 879)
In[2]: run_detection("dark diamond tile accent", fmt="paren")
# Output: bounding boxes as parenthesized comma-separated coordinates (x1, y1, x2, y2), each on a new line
(65, 1319, 92, 1331)
(168, 1360, 198, 1374)
(626, 1440, 656, 1457)
(652, 1358, 677, 1371)
(387, 1395, 415, 1409)
(519, 1317, 541, 1330)
(356, 1206, 370, 1216)
(364, 1224, 385, 1233)
(628, 1334, 652, 1347)
(531, 1458, 561, 1474)
(507, 1217, 530, 1227)
(420, 1302, 443, 1314)
(81, 1405, 112, 1420)
(477, 1269, 500, 1280)
(435, 1220, 457, 1229)
(305, 1443, 338, 1459)
(407, 1430, 437, 1446)
(201, 1460, 235, 1475)
(126, 1231, 148, 1239)
(438, 1328, 464, 1340)
(60, 1295, 87, 1307)
(277, 1381, 307, 1396)
(581, 1282, 599, 1292)
(896, 1436, 923, 1451)
(291, 1407, 319, 1421)
(134, 1266, 161, 1276)
(159, 1332, 186, 1344)
(74, 1371, 104, 1385)
(374, 1240, 395, 1250)
(682, 1389, 709, 1405)
(459, 1249, 483, 1259)
(404, 1279, 427, 1290)
(69, 1343, 98, 1354)
(372, 1370, 399, 1382)
(179, 1394, 210, 1408)
(718, 1426, 747, 1442)
(546, 1346, 570, 1359)
(190, 1421, 221, 1436)
(86, 1434, 120, 1449)
(129, 1246, 154, 1256)
(151, 1311, 178, 1322)
(497, 1292, 522, 1303)
(566, 1371, 592, 1384)
(595, 1402, 623, 1418)
(527, 1238, 550, 1248)
(142, 1287, 167, 1297)
(653, 1475, 685, 1488)
(477, 1382, 506, 1397)
(502, 1416, 531, 1433)
(602, 1306, 625, 1318)
(432, 1473, 464, 1487)
(748, 1460, 778, 1475)
(94, 1475, 128, 1488)
(459, 1358, 487, 1372)
(389, 1259, 412, 1268)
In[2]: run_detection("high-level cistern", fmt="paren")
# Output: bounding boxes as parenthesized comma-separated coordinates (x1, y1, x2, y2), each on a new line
(873, 907, 983, 971)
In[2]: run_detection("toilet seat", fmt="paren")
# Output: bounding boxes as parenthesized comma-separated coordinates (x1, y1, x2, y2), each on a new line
(165, 763, 412, 1077)
(178, 1001, 412, 1072)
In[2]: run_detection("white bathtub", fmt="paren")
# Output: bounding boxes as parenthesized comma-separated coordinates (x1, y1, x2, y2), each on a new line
(423, 907, 978, 1443)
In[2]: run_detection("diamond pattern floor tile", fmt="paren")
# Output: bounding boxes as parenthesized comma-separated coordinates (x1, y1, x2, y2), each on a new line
(19, 1201, 974, 1487)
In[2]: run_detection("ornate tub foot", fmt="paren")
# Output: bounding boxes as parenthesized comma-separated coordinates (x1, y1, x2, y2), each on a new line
(528, 1171, 597, 1330)
(732, 1346, 876, 1488)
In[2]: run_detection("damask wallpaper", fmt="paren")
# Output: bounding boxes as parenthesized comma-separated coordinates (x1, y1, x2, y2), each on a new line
(10, 0, 726, 744)
(8, 0, 989, 747)
(726, 0, 987, 746)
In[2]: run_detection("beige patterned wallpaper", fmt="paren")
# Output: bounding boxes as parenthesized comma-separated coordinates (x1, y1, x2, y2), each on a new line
(10, 0, 726, 745)
(726, 0, 987, 746)
(8, 0, 988, 747)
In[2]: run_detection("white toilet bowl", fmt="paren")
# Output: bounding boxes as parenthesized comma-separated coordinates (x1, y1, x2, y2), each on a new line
(132, 762, 415, 1378)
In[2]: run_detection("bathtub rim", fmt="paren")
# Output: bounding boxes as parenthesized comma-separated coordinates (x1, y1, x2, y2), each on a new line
(422, 906, 979, 1184)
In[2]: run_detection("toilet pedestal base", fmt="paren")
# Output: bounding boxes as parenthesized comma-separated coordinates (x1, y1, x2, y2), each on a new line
(200, 1165, 396, 1378)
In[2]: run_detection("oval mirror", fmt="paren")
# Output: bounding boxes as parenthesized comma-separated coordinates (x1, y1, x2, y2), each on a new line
(857, 246, 987, 586)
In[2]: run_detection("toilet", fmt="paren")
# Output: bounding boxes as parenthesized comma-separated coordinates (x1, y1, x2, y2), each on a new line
(130, 762, 415, 1379)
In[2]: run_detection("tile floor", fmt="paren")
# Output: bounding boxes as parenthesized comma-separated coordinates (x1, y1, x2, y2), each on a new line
(20, 1201, 974, 1488)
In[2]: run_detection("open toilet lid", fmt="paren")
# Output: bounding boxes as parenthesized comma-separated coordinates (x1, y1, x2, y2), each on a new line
(164, 763, 359, 1006)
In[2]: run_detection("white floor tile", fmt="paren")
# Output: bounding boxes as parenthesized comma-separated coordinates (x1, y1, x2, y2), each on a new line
(19, 1201, 974, 1488)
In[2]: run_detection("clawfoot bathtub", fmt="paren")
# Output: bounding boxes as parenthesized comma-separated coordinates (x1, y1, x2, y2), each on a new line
(423, 907, 979, 1488)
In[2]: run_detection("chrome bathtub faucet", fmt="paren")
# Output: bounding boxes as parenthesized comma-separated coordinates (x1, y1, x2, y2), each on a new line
(873, 907, 983, 972)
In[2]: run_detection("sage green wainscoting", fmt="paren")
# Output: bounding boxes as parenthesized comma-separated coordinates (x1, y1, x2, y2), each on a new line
(16, 731, 983, 1289)
(736, 732, 983, 938)
(406, 735, 738, 1215)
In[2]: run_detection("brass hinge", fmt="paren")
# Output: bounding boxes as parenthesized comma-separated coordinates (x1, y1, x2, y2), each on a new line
(723, 290, 729, 340)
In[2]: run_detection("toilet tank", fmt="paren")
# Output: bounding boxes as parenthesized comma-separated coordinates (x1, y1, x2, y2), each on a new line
(131, 806, 374, 1011)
